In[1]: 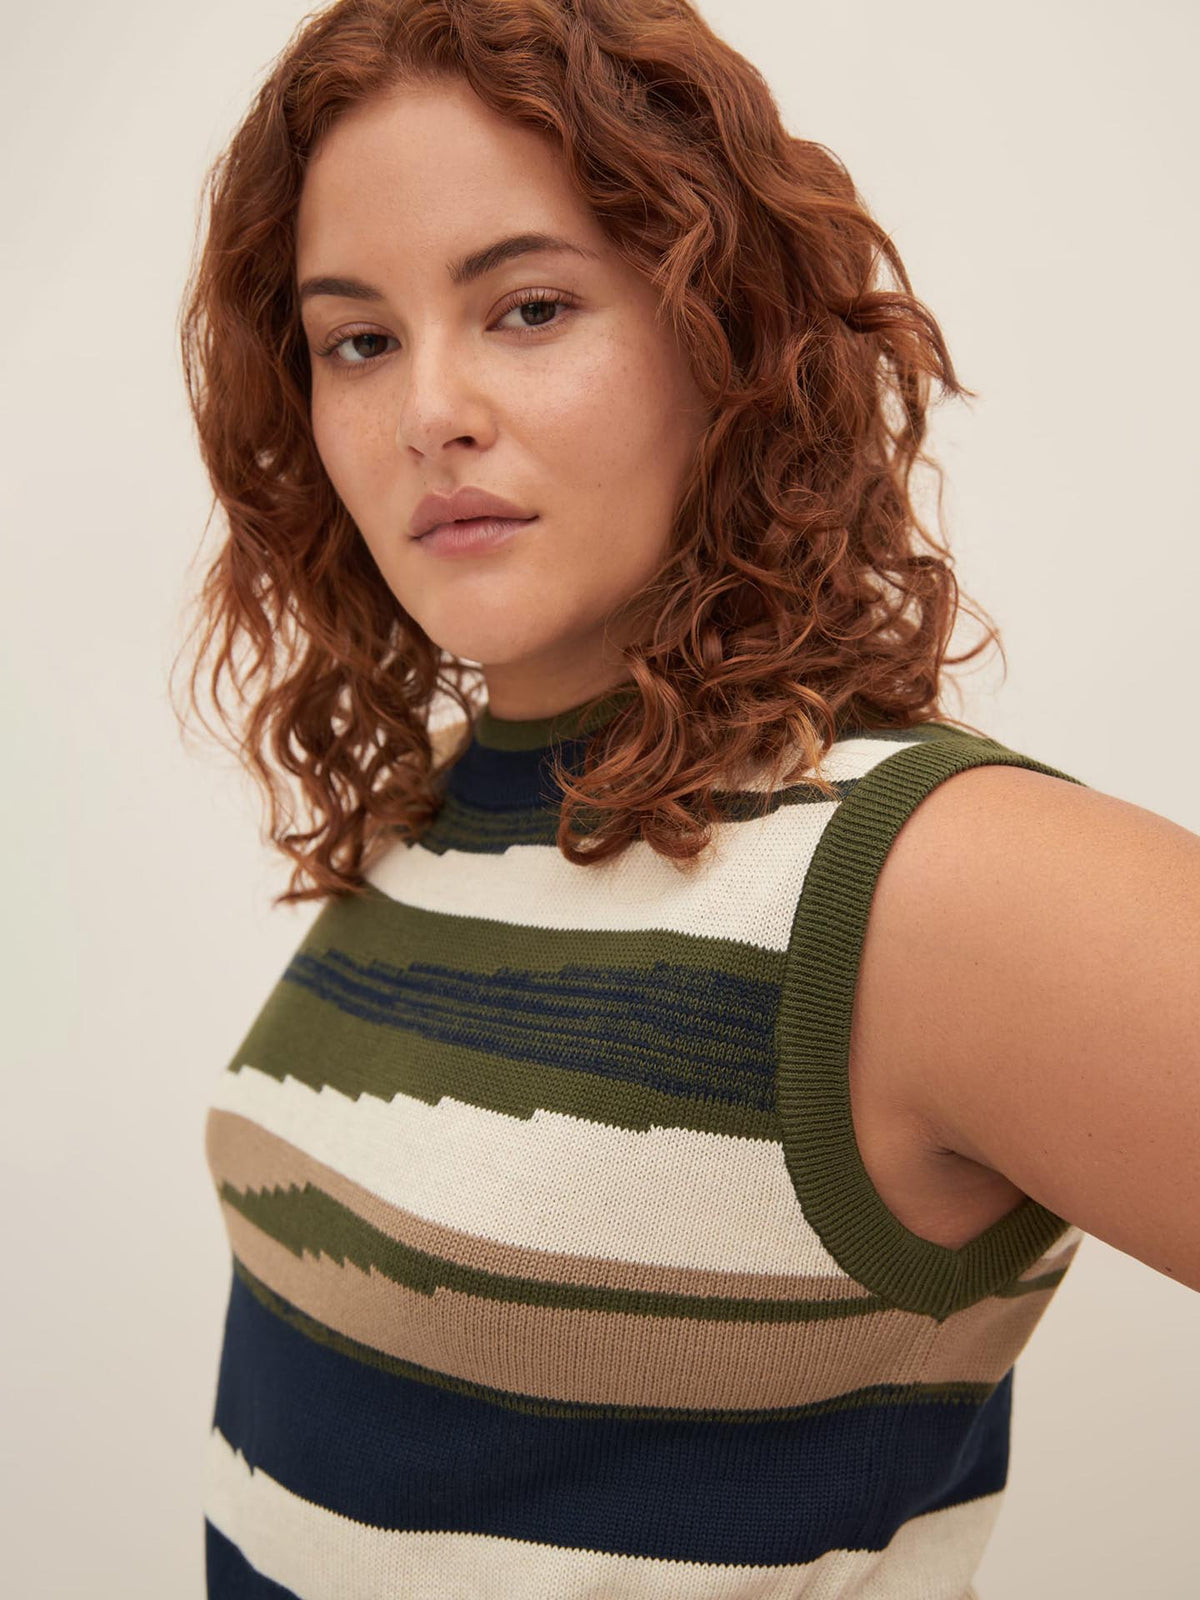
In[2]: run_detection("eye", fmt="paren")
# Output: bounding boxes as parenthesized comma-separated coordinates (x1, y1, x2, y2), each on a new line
(313, 329, 398, 369)
(311, 289, 577, 375)
(491, 287, 577, 334)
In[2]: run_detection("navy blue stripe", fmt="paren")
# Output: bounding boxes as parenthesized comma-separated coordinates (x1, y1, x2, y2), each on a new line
(444, 736, 587, 810)
(206, 1519, 301, 1597)
(282, 948, 779, 1112)
(211, 1265, 1011, 1567)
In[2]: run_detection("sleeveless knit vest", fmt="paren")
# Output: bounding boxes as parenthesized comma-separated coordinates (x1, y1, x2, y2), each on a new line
(202, 688, 1088, 1598)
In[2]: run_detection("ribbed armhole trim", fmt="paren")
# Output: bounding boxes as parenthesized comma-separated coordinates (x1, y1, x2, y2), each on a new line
(775, 726, 1088, 1322)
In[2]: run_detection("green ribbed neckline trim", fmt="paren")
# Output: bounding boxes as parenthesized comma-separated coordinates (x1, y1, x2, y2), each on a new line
(474, 684, 639, 751)
(775, 725, 1087, 1322)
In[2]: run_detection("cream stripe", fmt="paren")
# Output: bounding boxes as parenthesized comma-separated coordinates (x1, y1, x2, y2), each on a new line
(207, 1109, 876, 1302)
(368, 795, 837, 938)
(205, 1424, 998, 1599)
(365, 735, 923, 937)
(210, 1065, 842, 1277)
(1018, 1225, 1085, 1278)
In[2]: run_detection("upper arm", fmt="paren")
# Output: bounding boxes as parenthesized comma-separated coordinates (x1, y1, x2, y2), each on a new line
(871, 763, 1200, 1294)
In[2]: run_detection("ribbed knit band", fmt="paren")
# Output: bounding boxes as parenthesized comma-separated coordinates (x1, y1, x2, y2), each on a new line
(474, 684, 640, 751)
(775, 726, 1087, 1322)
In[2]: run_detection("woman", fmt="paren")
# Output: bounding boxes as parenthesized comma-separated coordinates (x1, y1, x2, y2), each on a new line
(178, 2, 1200, 1596)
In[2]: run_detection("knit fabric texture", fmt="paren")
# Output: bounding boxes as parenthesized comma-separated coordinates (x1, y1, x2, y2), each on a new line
(202, 688, 1088, 1598)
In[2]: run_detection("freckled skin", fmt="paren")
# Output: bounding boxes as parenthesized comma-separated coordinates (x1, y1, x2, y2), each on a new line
(295, 77, 710, 718)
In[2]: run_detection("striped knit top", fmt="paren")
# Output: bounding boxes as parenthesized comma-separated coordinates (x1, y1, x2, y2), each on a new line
(202, 687, 1088, 1599)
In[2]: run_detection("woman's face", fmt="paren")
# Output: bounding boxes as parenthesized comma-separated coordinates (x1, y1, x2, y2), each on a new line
(295, 76, 710, 718)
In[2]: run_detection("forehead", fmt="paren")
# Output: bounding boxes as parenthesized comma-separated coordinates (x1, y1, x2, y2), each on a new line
(295, 79, 607, 274)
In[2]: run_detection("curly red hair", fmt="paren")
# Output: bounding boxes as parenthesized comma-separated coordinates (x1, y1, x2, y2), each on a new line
(173, 0, 1004, 905)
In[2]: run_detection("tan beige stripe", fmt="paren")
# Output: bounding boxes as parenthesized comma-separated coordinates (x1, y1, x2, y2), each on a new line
(222, 1204, 1059, 1411)
(207, 1107, 875, 1304)
(920, 1284, 1069, 1383)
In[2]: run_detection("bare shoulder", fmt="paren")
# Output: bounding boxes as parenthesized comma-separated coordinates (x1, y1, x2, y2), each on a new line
(849, 764, 1087, 1137)
(851, 759, 1200, 1287)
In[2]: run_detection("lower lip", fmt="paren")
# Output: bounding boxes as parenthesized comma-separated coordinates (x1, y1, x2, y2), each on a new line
(416, 515, 537, 555)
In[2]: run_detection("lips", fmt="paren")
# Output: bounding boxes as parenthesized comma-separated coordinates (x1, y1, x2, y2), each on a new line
(410, 486, 535, 540)
(415, 515, 535, 556)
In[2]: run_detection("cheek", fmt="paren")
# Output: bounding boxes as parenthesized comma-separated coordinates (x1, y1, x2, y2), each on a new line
(311, 397, 390, 504)
(520, 350, 617, 456)
(528, 335, 687, 483)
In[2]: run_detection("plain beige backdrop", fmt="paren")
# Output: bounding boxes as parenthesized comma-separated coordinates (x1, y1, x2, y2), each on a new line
(2, 0, 1197, 1594)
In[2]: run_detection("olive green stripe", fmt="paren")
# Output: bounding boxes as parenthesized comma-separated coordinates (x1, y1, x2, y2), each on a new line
(286, 948, 774, 1081)
(221, 1179, 906, 1324)
(230, 898, 790, 1140)
(311, 882, 782, 981)
(232, 980, 781, 1141)
(423, 796, 563, 852)
(776, 730, 1088, 1322)
(233, 1254, 1003, 1423)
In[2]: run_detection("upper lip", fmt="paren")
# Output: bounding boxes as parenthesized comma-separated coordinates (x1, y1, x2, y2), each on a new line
(410, 487, 536, 540)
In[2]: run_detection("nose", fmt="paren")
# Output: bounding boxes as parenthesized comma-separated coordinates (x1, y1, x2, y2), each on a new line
(394, 337, 492, 458)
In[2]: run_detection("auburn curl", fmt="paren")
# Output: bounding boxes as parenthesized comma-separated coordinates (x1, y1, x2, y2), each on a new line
(173, 0, 1004, 906)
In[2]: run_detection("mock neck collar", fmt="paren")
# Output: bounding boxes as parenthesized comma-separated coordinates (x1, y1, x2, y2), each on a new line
(471, 684, 640, 751)
(441, 683, 639, 811)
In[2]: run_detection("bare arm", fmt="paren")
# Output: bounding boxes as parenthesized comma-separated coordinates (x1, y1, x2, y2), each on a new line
(866, 763, 1200, 1292)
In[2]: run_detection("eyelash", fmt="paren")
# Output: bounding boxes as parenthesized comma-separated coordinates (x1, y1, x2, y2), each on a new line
(313, 287, 577, 373)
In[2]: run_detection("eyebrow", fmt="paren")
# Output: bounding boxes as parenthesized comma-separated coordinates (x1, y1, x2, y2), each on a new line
(297, 231, 601, 305)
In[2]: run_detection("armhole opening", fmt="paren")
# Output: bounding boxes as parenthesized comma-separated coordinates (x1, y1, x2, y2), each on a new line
(774, 728, 1085, 1321)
